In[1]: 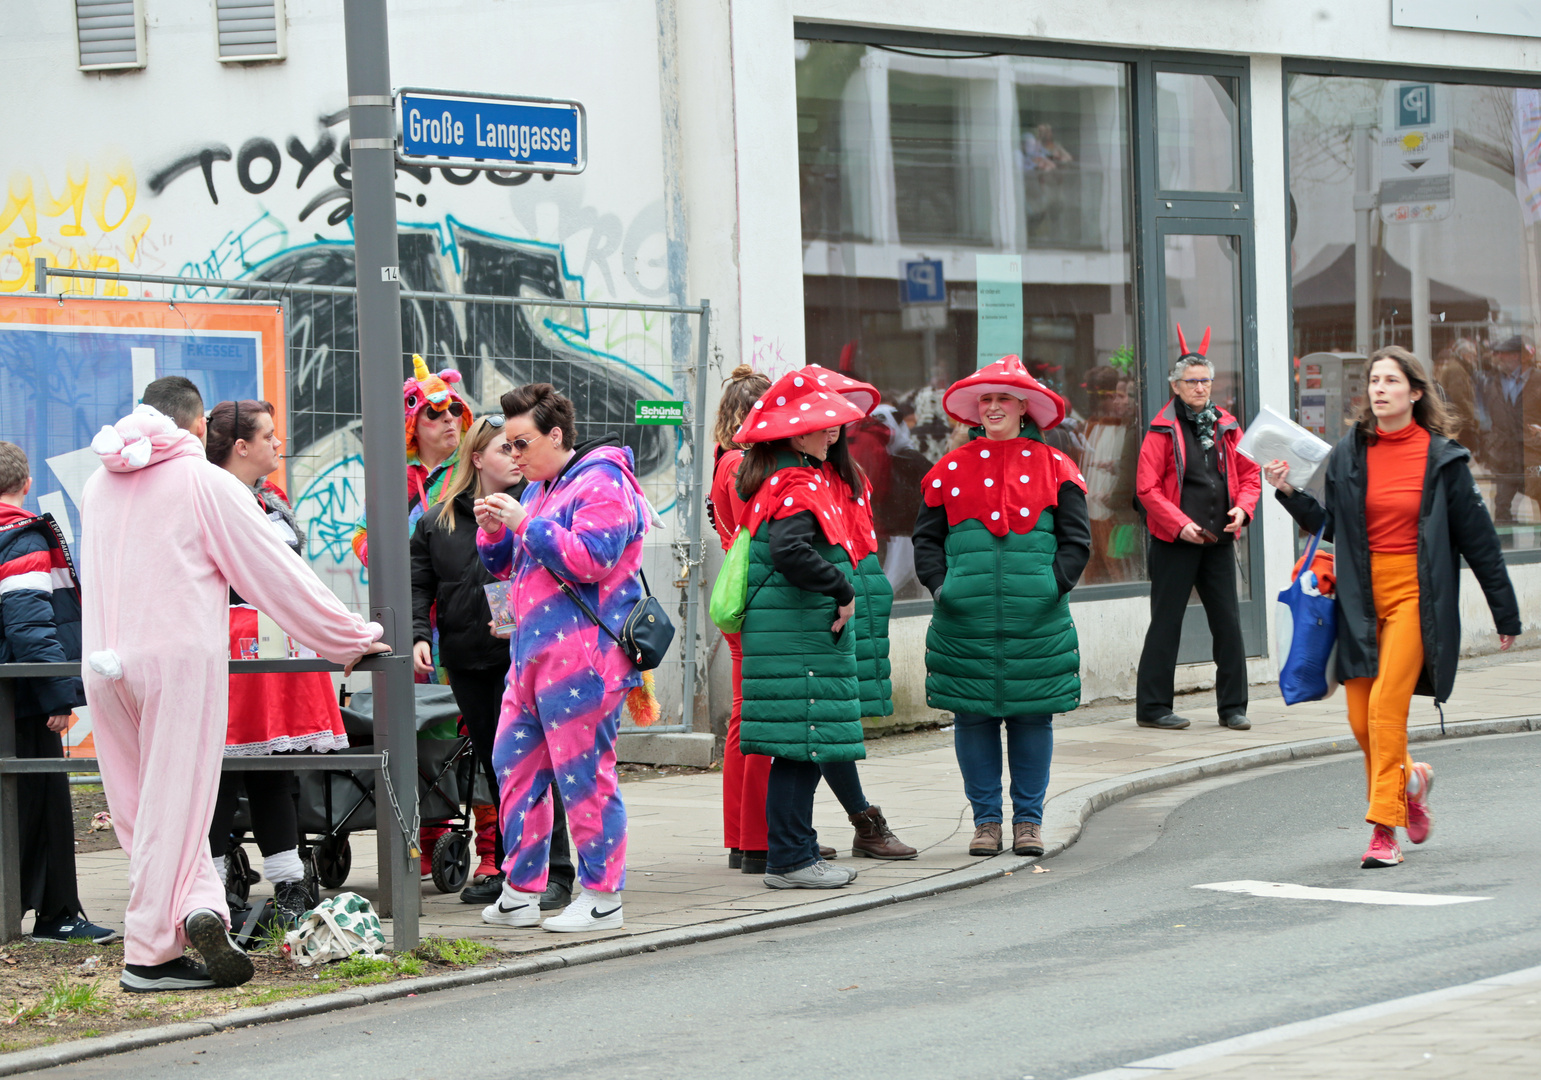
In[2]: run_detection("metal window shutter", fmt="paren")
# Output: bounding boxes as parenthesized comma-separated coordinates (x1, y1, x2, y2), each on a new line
(75, 0, 144, 70)
(216, 0, 285, 61)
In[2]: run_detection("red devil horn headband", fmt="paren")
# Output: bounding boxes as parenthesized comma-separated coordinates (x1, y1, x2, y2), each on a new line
(1175, 323, 1212, 360)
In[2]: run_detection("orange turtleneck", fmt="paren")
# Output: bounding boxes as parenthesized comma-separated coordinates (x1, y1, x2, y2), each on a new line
(1364, 421, 1430, 553)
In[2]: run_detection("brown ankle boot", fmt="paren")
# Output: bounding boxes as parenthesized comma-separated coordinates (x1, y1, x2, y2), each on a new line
(969, 823, 1002, 856)
(849, 805, 918, 860)
(1013, 821, 1045, 857)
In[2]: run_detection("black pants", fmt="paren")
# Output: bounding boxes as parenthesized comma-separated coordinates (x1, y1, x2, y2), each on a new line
(1136, 537, 1248, 723)
(208, 768, 300, 859)
(766, 758, 822, 874)
(445, 666, 573, 889)
(16, 714, 82, 920)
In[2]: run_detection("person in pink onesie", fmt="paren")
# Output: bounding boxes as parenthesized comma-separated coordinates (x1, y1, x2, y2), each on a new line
(80, 377, 387, 993)
(472, 383, 650, 934)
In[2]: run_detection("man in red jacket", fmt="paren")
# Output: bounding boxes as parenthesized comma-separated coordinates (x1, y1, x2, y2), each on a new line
(1133, 329, 1260, 731)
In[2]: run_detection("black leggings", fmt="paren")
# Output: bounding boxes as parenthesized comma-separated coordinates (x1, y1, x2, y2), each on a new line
(208, 768, 300, 859)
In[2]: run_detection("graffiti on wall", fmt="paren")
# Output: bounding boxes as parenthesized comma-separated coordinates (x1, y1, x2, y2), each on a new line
(3, 107, 683, 611)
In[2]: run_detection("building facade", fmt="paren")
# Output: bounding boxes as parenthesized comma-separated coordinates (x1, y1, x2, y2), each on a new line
(4, 2, 1540, 743)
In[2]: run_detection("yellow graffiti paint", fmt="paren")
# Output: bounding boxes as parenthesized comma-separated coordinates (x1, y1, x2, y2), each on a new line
(0, 158, 150, 295)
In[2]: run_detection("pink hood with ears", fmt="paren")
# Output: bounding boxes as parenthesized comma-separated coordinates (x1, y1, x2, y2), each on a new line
(91, 405, 204, 472)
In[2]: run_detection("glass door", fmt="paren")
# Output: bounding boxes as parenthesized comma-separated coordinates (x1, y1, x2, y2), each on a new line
(1135, 56, 1266, 663)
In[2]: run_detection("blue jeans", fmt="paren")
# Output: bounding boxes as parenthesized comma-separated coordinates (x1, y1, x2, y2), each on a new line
(952, 713, 1053, 825)
(819, 760, 869, 817)
(765, 759, 822, 874)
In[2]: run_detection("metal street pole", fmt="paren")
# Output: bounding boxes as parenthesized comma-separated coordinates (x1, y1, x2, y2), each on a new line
(1352, 108, 1377, 357)
(343, 0, 418, 948)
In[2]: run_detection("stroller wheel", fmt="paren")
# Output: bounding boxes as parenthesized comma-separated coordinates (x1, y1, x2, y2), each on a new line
(312, 835, 353, 890)
(225, 846, 254, 905)
(431, 831, 471, 893)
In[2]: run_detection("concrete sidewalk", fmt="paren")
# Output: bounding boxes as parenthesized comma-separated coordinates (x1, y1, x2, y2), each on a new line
(71, 653, 1541, 956)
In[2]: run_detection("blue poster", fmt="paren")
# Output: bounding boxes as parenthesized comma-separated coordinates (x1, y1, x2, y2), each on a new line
(0, 324, 262, 541)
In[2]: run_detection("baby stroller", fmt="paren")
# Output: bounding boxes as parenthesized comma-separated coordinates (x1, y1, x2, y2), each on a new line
(221, 683, 481, 906)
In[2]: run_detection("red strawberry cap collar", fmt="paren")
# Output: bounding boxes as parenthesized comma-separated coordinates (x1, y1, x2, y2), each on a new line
(734, 369, 867, 444)
(943, 354, 1067, 431)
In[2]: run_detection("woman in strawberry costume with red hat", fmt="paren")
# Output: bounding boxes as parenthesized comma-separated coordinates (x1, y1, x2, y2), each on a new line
(912, 356, 1091, 858)
(802, 365, 917, 860)
(731, 370, 870, 888)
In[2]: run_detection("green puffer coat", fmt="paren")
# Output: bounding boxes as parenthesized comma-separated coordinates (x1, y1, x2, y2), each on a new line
(851, 552, 893, 717)
(925, 514, 1080, 716)
(738, 471, 865, 765)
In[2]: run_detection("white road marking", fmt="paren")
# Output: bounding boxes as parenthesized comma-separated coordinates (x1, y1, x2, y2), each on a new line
(1193, 879, 1490, 906)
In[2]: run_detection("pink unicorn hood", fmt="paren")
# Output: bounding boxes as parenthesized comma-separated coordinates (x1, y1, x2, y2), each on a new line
(91, 404, 204, 472)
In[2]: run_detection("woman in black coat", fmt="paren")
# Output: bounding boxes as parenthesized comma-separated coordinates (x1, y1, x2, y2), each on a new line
(1264, 347, 1519, 869)
(410, 416, 573, 908)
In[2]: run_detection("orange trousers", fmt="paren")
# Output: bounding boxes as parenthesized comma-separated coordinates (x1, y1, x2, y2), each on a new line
(1344, 552, 1420, 828)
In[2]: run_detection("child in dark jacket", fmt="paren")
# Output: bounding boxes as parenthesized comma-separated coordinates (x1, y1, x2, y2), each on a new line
(0, 442, 119, 943)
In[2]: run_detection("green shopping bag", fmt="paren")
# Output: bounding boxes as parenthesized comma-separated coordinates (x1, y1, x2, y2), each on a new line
(709, 528, 753, 633)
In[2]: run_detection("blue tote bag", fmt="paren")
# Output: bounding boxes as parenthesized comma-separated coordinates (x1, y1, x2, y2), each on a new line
(1275, 528, 1339, 705)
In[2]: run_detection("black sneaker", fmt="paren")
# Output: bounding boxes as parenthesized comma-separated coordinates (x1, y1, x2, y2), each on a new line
(30, 916, 121, 945)
(272, 880, 315, 926)
(120, 956, 216, 993)
(540, 879, 573, 912)
(460, 873, 505, 905)
(184, 909, 255, 988)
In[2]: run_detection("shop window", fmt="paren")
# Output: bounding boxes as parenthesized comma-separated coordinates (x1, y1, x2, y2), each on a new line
(75, 0, 145, 71)
(797, 41, 1143, 595)
(1288, 74, 1540, 550)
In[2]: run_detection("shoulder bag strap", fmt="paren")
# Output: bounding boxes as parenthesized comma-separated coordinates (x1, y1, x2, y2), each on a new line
(545, 566, 634, 653)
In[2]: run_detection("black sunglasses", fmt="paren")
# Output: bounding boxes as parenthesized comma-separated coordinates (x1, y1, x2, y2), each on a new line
(425, 401, 466, 421)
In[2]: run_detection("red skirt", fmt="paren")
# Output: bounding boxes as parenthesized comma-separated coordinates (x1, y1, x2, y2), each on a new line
(226, 606, 348, 756)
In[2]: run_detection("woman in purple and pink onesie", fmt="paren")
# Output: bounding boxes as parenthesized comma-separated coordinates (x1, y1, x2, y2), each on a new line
(473, 383, 650, 933)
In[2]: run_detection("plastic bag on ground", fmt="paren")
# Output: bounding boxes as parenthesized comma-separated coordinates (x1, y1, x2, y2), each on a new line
(282, 891, 387, 967)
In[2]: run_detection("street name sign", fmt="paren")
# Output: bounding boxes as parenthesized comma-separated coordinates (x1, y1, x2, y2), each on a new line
(1379, 82, 1452, 223)
(395, 87, 586, 174)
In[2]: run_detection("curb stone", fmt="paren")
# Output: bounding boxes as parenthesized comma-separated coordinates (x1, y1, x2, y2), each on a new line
(4, 714, 1536, 1076)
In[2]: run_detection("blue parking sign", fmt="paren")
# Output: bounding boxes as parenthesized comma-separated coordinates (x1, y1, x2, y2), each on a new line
(901, 259, 946, 305)
(1397, 84, 1433, 128)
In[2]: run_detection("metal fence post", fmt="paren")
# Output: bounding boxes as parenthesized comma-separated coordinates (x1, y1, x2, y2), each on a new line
(343, 0, 418, 949)
(0, 680, 20, 942)
(679, 301, 711, 734)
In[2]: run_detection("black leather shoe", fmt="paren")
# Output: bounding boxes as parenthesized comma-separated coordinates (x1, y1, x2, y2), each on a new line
(740, 850, 768, 875)
(540, 879, 573, 911)
(1220, 714, 1252, 730)
(460, 874, 504, 905)
(728, 848, 743, 870)
(1136, 713, 1192, 730)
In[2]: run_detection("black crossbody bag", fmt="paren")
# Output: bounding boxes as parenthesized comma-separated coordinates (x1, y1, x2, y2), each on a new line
(546, 567, 676, 671)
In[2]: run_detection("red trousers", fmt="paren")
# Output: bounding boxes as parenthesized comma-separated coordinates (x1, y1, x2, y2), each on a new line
(721, 632, 770, 850)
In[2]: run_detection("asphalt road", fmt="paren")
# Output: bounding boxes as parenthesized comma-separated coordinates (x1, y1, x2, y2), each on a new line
(50, 731, 1541, 1080)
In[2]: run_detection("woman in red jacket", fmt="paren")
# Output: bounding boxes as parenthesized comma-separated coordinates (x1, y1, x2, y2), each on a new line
(1132, 329, 1261, 731)
(709, 365, 776, 875)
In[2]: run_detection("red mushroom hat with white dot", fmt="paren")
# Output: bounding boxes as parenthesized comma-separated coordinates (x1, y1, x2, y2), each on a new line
(733, 368, 868, 444)
(797, 364, 880, 416)
(942, 354, 1067, 431)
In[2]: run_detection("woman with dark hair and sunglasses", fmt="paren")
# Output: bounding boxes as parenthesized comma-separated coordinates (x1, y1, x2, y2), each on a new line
(204, 399, 344, 925)
(1264, 346, 1520, 869)
(410, 418, 576, 911)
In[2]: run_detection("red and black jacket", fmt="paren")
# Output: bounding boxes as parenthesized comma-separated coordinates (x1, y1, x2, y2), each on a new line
(1133, 399, 1260, 543)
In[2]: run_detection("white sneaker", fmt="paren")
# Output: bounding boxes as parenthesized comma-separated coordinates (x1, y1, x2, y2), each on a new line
(541, 888, 623, 933)
(481, 882, 541, 928)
